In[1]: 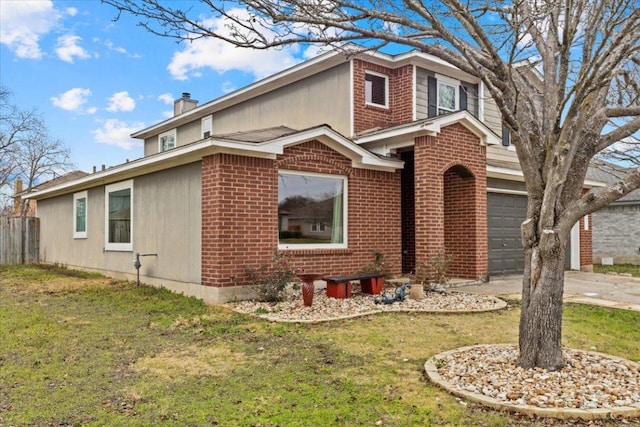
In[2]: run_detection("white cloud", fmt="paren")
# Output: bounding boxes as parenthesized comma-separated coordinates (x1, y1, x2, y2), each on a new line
(0, 0, 61, 59)
(51, 88, 93, 112)
(104, 40, 140, 58)
(167, 8, 300, 81)
(56, 34, 91, 63)
(66, 7, 78, 17)
(158, 93, 174, 105)
(221, 81, 236, 94)
(91, 119, 145, 150)
(161, 110, 173, 119)
(106, 91, 136, 112)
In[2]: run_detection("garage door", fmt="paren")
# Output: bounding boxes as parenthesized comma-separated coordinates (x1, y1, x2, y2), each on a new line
(487, 192, 527, 275)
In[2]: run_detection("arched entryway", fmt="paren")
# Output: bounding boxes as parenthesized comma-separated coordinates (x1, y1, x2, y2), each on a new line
(443, 164, 479, 278)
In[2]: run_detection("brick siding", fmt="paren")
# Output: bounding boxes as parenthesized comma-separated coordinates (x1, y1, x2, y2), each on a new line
(201, 140, 402, 288)
(353, 59, 414, 134)
(414, 123, 488, 279)
(592, 205, 640, 264)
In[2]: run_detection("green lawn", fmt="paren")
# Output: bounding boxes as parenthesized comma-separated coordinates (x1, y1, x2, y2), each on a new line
(1, 264, 639, 426)
(593, 263, 640, 277)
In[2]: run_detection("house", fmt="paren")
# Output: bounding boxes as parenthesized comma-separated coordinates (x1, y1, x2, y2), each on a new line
(25, 48, 597, 303)
(590, 160, 640, 265)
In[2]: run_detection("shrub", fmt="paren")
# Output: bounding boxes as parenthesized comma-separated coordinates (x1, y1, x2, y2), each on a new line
(244, 251, 299, 302)
(410, 249, 454, 287)
(359, 249, 396, 276)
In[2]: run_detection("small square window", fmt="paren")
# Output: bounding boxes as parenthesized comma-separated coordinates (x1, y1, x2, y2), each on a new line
(73, 191, 87, 239)
(438, 81, 457, 114)
(365, 71, 388, 107)
(159, 129, 176, 152)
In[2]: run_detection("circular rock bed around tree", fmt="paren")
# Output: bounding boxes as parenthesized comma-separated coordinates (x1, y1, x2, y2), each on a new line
(424, 344, 640, 420)
(231, 286, 506, 322)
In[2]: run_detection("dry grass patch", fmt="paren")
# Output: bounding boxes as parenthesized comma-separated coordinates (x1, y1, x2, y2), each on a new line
(132, 344, 245, 380)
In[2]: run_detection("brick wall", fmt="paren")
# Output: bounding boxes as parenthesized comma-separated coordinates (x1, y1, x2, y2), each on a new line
(579, 214, 593, 268)
(201, 154, 278, 287)
(352, 59, 414, 134)
(413, 123, 488, 279)
(592, 205, 640, 264)
(201, 140, 402, 288)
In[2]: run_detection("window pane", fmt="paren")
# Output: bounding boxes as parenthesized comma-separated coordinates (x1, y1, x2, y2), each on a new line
(75, 198, 86, 233)
(365, 73, 386, 106)
(438, 82, 456, 112)
(108, 188, 131, 243)
(161, 133, 175, 151)
(278, 173, 344, 245)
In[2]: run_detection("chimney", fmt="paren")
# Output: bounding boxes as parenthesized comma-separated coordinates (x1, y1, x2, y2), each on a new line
(174, 92, 199, 116)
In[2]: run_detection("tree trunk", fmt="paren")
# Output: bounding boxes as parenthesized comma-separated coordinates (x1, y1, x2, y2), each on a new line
(518, 237, 567, 371)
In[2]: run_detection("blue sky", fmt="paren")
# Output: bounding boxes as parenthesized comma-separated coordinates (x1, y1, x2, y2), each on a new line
(0, 0, 317, 173)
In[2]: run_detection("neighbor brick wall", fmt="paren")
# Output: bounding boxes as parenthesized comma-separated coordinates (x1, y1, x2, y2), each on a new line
(592, 205, 640, 264)
(201, 140, 402, 288)
(352, 59, 414, 134)
(579, 214, 593, 267)
(414, 123, 488, 279)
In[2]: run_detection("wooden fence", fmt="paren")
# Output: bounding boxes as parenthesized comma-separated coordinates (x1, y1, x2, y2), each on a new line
(0, 216, 39, 265)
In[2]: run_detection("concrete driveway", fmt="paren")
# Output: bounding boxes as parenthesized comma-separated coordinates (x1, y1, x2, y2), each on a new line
(456, 271, 640, 312)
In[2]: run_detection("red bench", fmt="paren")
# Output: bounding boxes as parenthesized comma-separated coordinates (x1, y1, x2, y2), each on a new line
(323, 273, 385, 298)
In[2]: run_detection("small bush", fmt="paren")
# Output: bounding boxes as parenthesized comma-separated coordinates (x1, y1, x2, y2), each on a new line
(410, 249, 454, 287)
(359, 249, 397, 276)
(243, 251, 300, 302)
(279, 230, 303, 239)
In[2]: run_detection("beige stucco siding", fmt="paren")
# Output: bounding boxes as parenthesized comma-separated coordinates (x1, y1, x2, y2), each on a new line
(213, 62, 352, 136)
(37, 162, 202, 284)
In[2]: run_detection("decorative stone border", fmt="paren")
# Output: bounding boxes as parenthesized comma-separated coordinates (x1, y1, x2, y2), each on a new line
(424, 344, 640, 420)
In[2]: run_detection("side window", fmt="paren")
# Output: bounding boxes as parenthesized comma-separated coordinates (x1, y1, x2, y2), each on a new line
(502, 125, 511, 147)
(159, 129, 176, 152)
(105, 180, 133, 251)
(202, 116, 212, 139)
(365, 71, 388, 108)
(278, 171, 347, 249)
(73, 190, 87, 239)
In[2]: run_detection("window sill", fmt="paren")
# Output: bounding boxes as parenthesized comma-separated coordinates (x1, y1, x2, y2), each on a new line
(279, 247, 353, 256)
(365, 102, 389, 110)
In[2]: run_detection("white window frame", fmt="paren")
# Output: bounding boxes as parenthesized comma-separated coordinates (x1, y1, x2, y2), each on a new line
(365, 70, 389, 108)
(435, 74, 459, 114)
(310, 223, 326, 232)
(104, 180, 133, 252)
(201, 115, 212, 139)
(158, 129, 176, 152)
(278, 170, 348, 250)
(73, 190, 88, 239)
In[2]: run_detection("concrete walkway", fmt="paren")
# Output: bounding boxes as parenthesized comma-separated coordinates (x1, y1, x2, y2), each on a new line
(456, 271, 640, 312)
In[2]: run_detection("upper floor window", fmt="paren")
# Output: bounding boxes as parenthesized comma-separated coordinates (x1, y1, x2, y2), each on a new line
(365, 71, 388, 108)
(105, 180, 133, 251)
(436, 75, 459, 114)
(278, 171, 347, 249)
(73, 190, 87, 239)
(159, 129, 176, 152)
(201, 116, 212, 139)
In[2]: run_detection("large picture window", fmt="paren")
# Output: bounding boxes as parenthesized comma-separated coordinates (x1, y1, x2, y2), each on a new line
(105, 180, 133, 251)
(278, 171, 347, 249)
(73, 190, 87, 239)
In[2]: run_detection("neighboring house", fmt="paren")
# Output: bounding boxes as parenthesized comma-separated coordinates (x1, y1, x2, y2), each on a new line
(12, 171, 89, 217)
(590, 160, 640, 265)
(26, 48, 597, 303)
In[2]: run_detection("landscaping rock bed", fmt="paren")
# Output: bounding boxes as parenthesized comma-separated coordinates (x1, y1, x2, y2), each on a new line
(231, 286, 506, 322)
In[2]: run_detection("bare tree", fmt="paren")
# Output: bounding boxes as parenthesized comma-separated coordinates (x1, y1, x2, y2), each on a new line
(0, 87, 42, 196)
(103, 0, 640, 370)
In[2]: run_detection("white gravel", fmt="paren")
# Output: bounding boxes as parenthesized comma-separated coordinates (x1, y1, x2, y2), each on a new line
(230, 285, 506, 322)
(434, 344, 640, 410)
